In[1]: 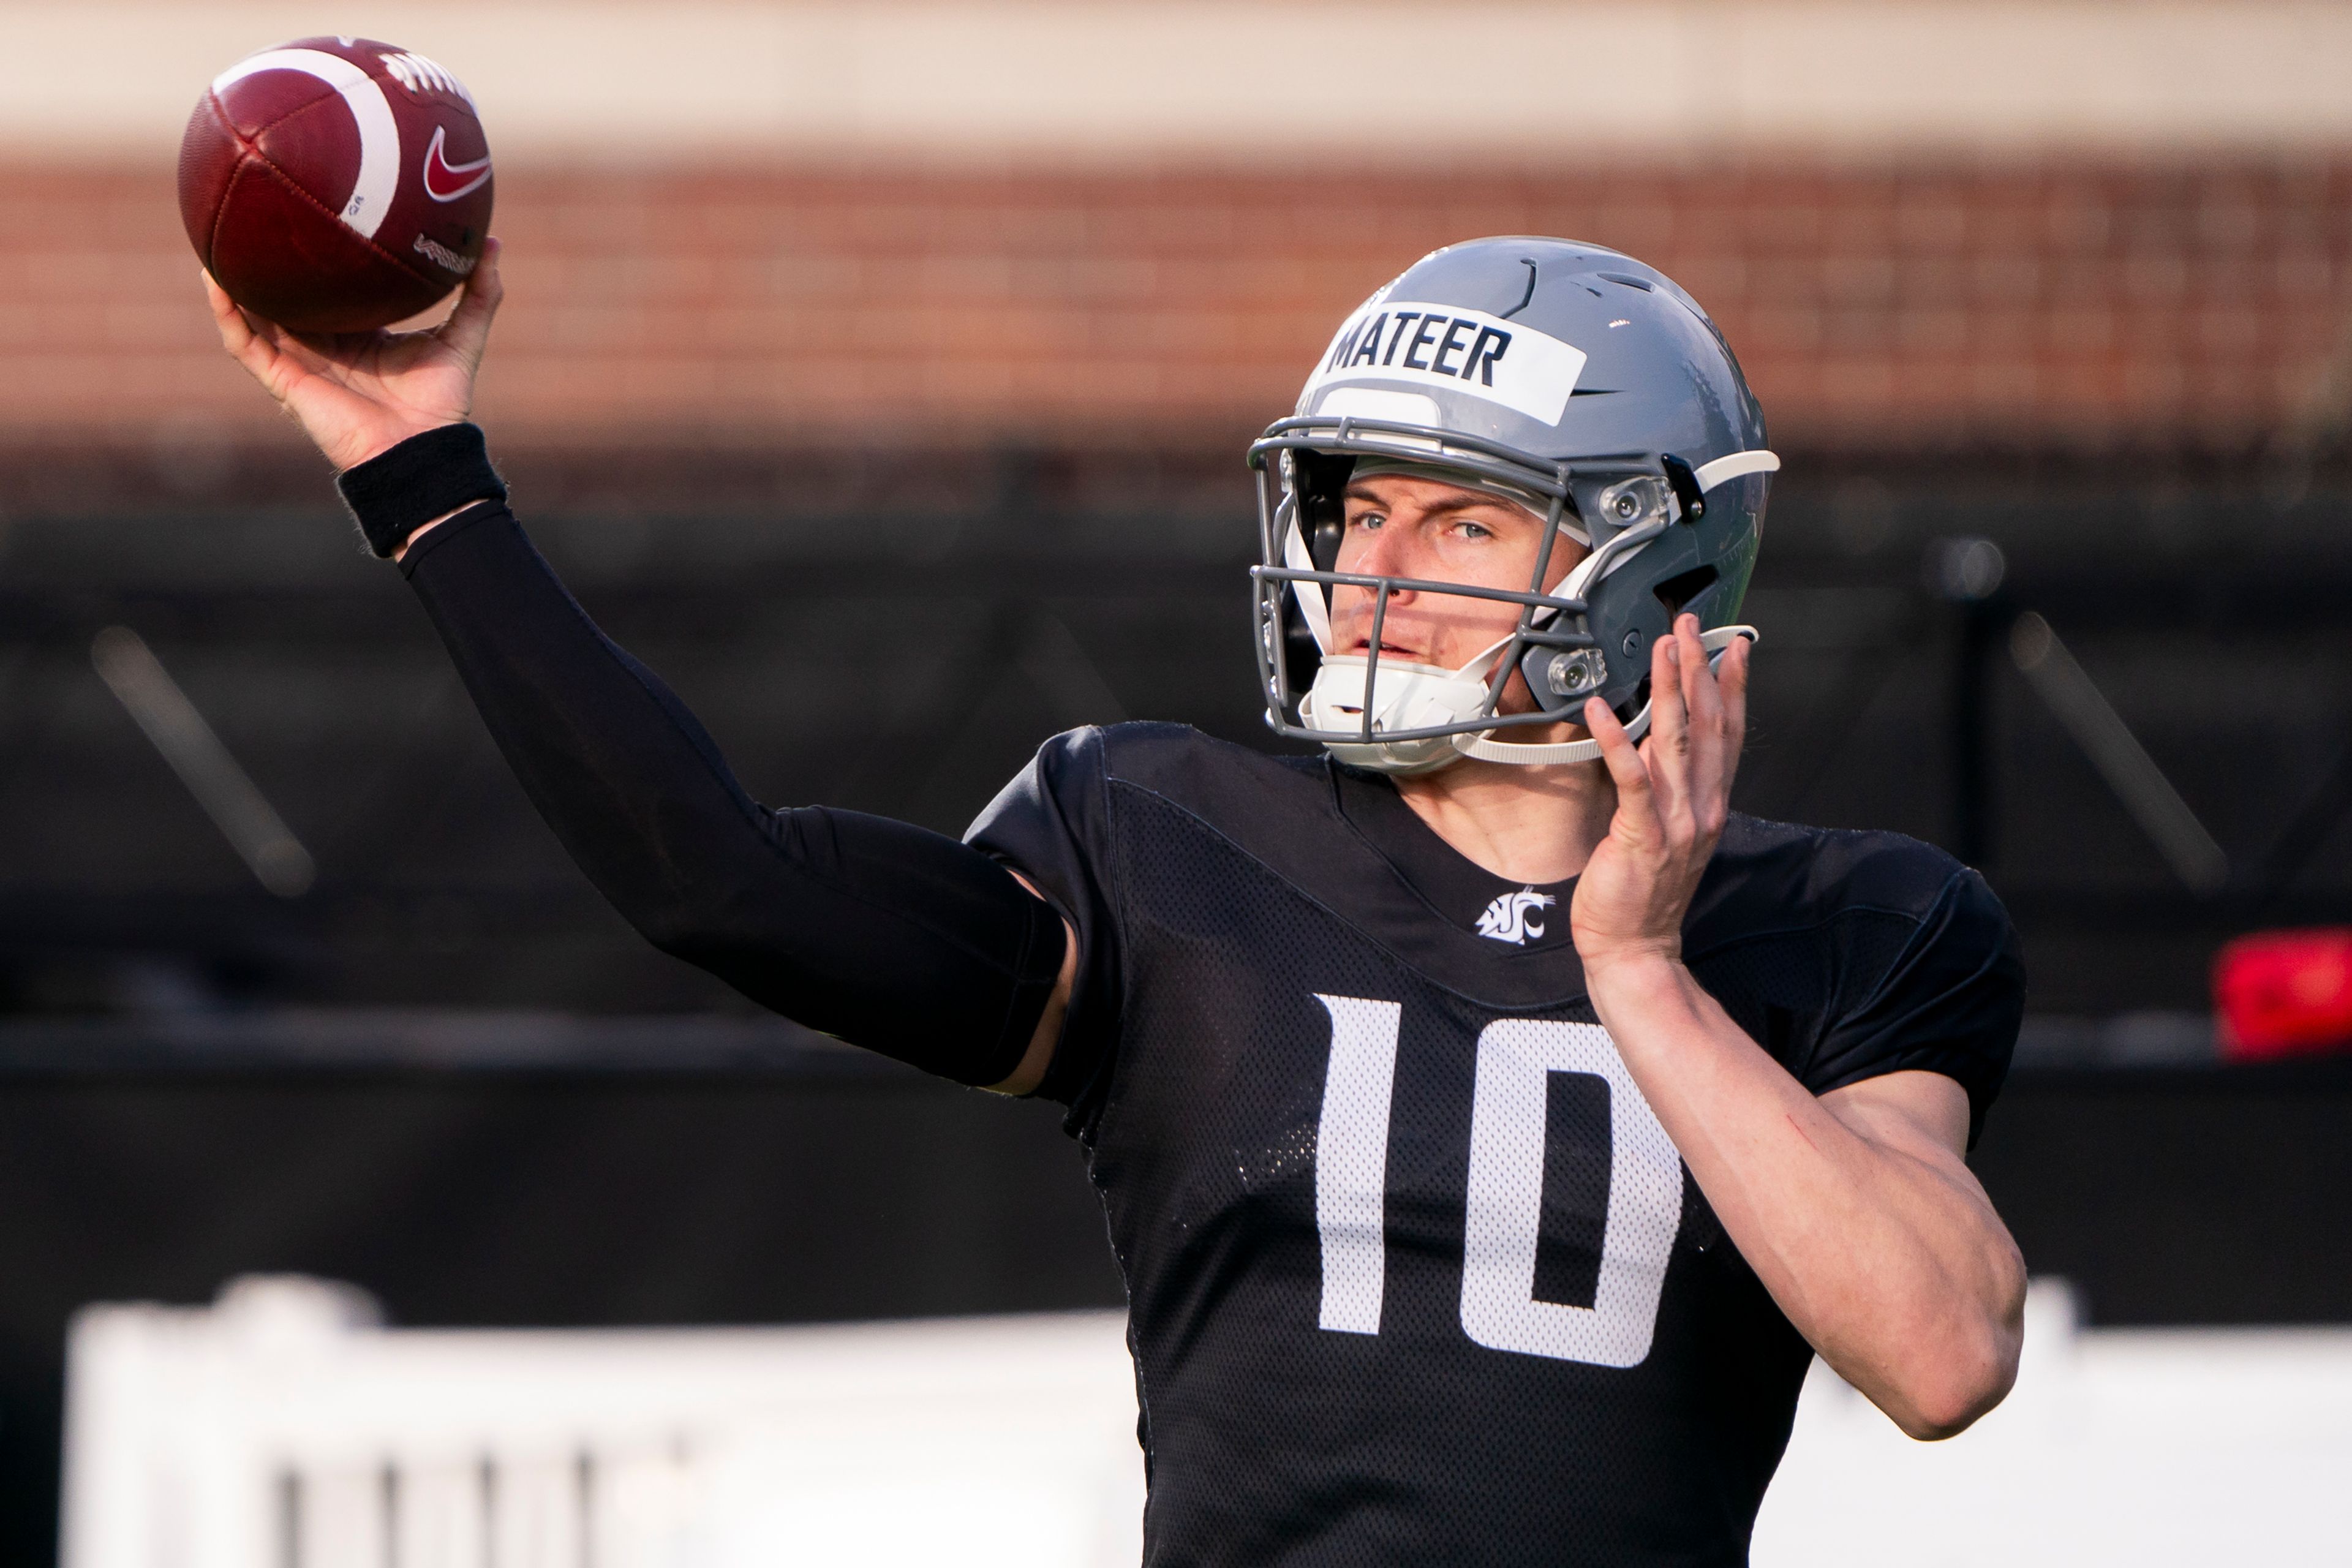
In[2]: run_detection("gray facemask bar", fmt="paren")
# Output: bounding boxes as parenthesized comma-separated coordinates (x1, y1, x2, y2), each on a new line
(1246, 414, 1694, 748)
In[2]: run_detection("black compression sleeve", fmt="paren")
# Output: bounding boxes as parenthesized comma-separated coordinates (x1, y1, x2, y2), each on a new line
(395, 498, 1066, 1086)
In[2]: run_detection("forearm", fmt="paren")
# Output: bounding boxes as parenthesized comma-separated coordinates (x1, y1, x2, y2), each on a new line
(1588, 955, 2024, 1437)
(395, 498, 1064, 1084)
(195, 261, 1072, 1079)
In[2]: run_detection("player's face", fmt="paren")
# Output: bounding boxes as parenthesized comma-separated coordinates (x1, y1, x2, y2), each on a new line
(1330, 473, 1589, 714)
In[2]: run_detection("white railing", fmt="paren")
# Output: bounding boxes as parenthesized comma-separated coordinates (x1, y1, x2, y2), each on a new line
(61, 1278, 1143, 1568)
(64, 1278, 2352, 1567)
(1754, 1283, 2352, 1565)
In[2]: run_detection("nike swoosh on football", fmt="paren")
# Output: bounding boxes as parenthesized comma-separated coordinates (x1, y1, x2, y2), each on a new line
(421, 126, 492, 203)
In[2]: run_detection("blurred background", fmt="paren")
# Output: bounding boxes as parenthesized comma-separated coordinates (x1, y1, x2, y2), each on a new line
(6, 1, 2352, 1562)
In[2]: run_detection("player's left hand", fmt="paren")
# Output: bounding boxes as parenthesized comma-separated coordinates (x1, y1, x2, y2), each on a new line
(1572, 612, 1749, 973)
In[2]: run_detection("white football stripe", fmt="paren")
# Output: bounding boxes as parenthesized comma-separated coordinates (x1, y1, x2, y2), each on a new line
(211, 48, 399, 242)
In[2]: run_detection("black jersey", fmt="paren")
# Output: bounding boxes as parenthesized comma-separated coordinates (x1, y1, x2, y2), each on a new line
(968, 722, 2022, 1568)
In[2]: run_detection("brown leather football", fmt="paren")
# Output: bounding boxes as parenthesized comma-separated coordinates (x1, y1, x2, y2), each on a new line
(179, 37, 494, 334)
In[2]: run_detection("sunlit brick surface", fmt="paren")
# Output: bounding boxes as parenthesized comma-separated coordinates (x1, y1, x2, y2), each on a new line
(8, 160, 2349, 459)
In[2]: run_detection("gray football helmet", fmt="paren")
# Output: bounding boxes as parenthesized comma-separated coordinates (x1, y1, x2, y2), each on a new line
(1248, 236, 1777, 774)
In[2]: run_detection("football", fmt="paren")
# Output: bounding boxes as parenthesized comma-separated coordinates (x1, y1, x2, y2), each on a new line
(179, 37, 494, 334)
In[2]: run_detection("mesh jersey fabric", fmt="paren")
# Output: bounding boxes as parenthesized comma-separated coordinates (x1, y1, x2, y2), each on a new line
(967, 722, 2023, 1568)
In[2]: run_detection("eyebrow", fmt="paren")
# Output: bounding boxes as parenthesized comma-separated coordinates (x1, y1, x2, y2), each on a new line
(1341, 483, 1522, 520)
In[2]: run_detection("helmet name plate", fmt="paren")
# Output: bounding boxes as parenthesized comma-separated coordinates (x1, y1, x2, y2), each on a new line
(1304, 301, 1588, 426)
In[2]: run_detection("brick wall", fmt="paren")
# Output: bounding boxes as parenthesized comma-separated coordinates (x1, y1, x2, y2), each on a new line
(6, 159, 2349, 502)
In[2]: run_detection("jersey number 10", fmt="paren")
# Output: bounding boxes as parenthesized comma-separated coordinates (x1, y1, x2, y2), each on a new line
(1313, 994, 1685, 1368)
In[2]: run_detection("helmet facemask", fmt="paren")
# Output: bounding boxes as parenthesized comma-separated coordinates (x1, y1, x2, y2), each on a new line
(1249, 416, 1773, 774)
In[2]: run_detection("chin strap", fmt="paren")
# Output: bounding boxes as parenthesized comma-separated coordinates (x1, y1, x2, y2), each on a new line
(1452, 625, 1758, 766)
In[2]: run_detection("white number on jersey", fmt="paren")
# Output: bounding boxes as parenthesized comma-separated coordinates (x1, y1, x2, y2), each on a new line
(1311, 994, 1401, 1334)
(1311, 997, 1685, 1367)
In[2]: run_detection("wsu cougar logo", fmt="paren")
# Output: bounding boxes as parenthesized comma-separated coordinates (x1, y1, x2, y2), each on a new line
(1476, 887, 1556, 946)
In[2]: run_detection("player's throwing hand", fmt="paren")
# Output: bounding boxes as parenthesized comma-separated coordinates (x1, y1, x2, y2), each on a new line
(202, 238, 503, 473)
(1573, 611, 1752, 972)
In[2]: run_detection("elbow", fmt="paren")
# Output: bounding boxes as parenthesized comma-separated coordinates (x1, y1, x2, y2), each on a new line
(1885, 1271, 2027, 1441)
(628, 881, 752, 969)
(1888, 1343, 2015, 1441)
(630, 897, 710, 962)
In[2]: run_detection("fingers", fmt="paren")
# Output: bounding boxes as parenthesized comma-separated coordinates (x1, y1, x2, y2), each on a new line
(1648, 616, 1687, 747)
(1676, 612, 1722, 732)
(1645, 613, 1747, 839)
(202, 270, 275, 378)
(202, 270, 341, 398)
(1670, 612, 1746, 832)
(1586, 696, 1662, 839)
(1644, 616, 1691, 820)
(1673, 612, 1724, 807)
(437, 237, 505, 367)
(1717, 632, 1751, 782)
(201, 270, 245, 346)
(264, 326, 342, 378)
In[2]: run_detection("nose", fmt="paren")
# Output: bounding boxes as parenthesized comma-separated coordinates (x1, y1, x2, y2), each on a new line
(1346, 522, 1418, 597)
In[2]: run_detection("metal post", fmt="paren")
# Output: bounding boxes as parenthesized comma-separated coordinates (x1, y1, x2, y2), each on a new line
(1927, 537, 2010, 868)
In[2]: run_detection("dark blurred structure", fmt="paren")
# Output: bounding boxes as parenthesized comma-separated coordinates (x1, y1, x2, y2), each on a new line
(4, 454, 2348, 1022)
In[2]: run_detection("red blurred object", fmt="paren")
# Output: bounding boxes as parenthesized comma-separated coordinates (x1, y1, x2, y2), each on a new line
(179, 37, 493, 333)
(2213, 928, 2352, 1061)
